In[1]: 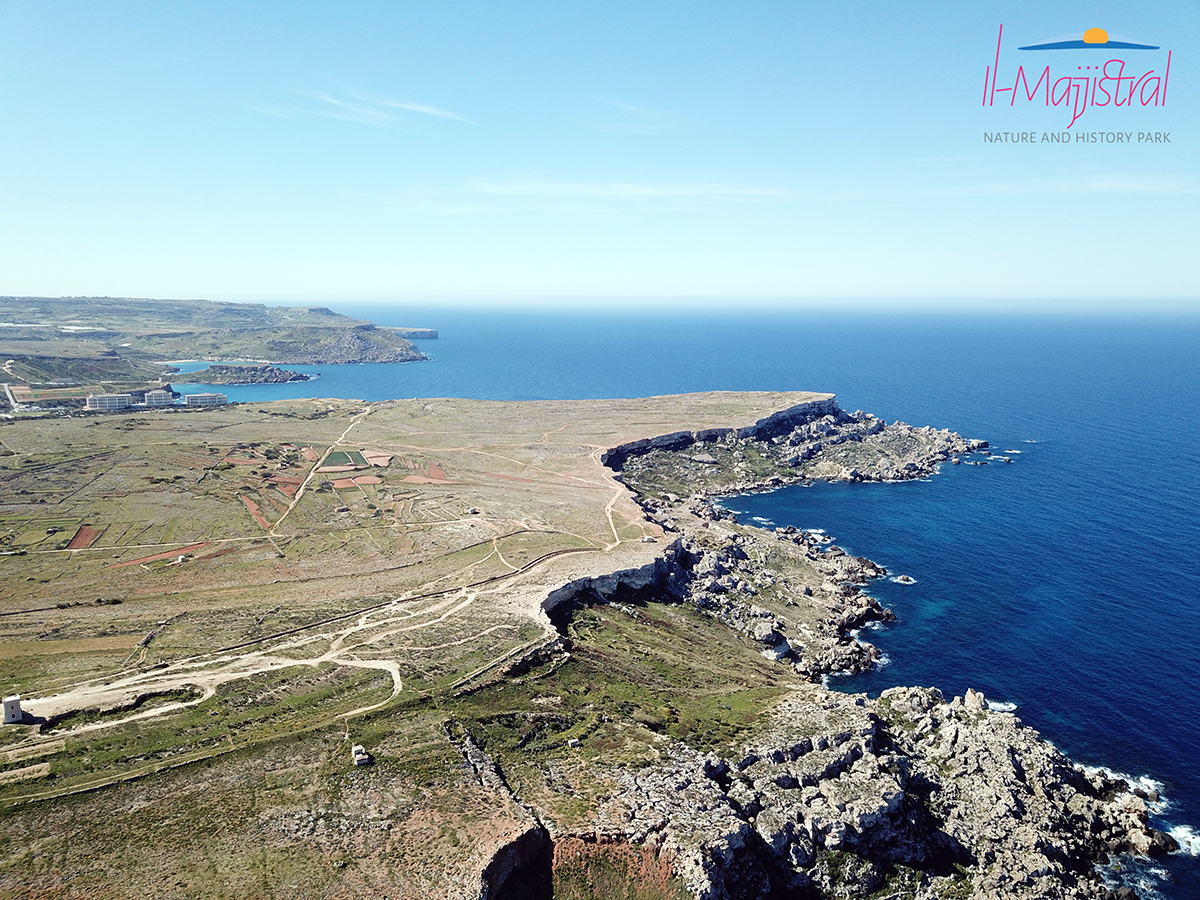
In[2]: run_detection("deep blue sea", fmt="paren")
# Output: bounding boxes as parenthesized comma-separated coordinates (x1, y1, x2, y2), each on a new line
(175, 306, 1200, 896)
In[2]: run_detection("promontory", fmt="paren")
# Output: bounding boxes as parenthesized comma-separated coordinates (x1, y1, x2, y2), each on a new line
(0, 392, 1167, 899)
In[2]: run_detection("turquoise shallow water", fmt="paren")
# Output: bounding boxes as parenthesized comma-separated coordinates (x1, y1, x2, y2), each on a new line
(175, 306, 1200, 895)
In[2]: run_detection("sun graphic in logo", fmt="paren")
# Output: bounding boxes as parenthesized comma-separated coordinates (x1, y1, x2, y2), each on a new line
(1020, 28, 1159, 50)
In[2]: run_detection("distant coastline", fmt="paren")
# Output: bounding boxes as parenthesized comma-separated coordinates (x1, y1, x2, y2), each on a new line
(0, 296, 431, 412)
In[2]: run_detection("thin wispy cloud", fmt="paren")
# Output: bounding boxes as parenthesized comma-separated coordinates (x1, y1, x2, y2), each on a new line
(910, 155, 982, 163)
(612, 101, 656, 116)
(468, 179, 796, 199)
(268, 88, 469, 128)
(1072, 173, 1199, 195)
(591, 100, 675, 135)
(355, 92, 469, 121)
(959, 173, 1200, 197)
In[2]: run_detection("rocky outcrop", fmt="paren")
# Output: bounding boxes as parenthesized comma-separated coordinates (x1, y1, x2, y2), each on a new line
(616, 400, 988, 503)
(670, 529, 893, 680)
(386, 327, 438, 340)
(184, 364, 311, 384)
(590, 686, 1175, 899)
(601, 397, 841, 469)
(260, 324, 426, 364)
(569, 408, 1178, 899)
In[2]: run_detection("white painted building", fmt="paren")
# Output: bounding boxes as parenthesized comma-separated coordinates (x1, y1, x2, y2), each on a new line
(143, 389, 174, 407)
(185, 392, 228, 407)
(85, 393, 133, 410)
(3, 695, 22, 724)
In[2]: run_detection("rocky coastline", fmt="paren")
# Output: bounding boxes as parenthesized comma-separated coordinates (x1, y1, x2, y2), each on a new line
(182, 363, 312, 384)
(480, 398, 1178, 899)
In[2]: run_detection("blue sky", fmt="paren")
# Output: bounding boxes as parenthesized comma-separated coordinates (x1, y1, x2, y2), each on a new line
(0, 1, 1195, 309)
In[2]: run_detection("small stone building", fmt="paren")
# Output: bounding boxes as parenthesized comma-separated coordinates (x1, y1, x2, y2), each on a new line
(3, 695, 22, 724)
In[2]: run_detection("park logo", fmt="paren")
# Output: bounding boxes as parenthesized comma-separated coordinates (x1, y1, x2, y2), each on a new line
(982, 24, 1172, 133)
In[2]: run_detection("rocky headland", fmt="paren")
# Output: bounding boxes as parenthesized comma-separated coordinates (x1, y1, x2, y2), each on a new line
(482, 399, 1178, 899)
(182, 363, 312, 384)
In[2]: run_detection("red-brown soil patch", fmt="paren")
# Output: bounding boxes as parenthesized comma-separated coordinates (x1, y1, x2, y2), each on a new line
(353, 475, 383, 485)
(66, 525, 103, 549)
(239, 495, 272, 530)
(552, 836, 681, 899)
(300, 446, 320, 462)
(330, 477, 357, 489)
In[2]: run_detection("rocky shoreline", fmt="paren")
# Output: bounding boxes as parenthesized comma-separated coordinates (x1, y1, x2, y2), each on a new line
(479, 398, 1178, 899)
(181, 362, 314, 384)
(588, 683, 1175, 900)
(180, 363, 312, 384)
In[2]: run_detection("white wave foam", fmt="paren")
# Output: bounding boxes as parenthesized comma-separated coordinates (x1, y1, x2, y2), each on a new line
(863, 620, 885, 631)
(1080, 766, 1169, 813)
(1168, 825, 1200, 856)
(805, 528, 825, 534)
(751, 516, 773, 525)
(1003, 449, 1022, 454)
(986, 700, 1018, 712)
(1023, 439, 1037, 443)
(889, 575, 918, 584)
(874, 653, 891, 669)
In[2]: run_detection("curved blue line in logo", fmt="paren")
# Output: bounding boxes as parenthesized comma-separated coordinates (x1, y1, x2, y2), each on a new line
(1019, 40, 1159, 50)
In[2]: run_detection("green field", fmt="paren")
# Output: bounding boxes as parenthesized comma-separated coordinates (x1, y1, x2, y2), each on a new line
(324, 449, 368, 467)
